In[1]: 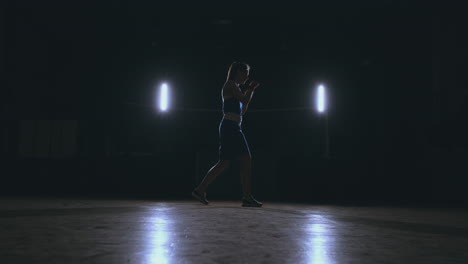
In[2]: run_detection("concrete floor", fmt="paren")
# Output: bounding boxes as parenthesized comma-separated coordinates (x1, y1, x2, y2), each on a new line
(1, 198, 468, 264)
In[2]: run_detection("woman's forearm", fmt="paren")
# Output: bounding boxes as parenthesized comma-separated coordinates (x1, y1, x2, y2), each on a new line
(244, 89, 254, 104)
(242, 103, 249, 115)
(244, 89, 253, 104)
(242, 90, 254, 115)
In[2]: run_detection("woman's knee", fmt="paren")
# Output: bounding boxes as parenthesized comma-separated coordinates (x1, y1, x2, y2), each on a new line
(218, 160, 231, 169)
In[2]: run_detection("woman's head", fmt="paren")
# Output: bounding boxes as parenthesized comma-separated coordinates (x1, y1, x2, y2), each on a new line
(226, 62, 250, 84)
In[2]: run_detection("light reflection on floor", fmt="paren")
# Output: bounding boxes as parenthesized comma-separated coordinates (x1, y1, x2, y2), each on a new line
(308, 214, 335, 264)
(145, 210, 172, 264)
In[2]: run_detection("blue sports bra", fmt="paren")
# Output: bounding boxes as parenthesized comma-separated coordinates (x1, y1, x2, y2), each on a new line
(223, 97, 242, 116)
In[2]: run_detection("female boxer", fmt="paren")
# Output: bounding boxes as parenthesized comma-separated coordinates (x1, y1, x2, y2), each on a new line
(192, 62, 262, 207)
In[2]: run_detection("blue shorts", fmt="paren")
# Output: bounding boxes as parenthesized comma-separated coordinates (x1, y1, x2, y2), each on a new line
(218, 119, 251, 160)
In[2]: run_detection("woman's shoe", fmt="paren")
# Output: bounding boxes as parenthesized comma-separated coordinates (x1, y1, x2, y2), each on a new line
(242, 194, 263, 207)
(192, 190, 209, 205)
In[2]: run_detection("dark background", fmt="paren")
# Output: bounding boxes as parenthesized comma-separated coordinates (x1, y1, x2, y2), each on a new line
(1, 1, 467, 204)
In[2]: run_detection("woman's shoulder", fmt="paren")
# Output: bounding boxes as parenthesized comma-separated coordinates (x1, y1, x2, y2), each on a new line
(224, 79, 236, 86)
(222, 80, 236, 99)
(223, 80, 238, 89)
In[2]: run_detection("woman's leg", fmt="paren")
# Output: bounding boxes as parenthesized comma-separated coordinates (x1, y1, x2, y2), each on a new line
(239, 154, 252, 196)
(196, 160, 231, 193)
(239, 154, 262, 207)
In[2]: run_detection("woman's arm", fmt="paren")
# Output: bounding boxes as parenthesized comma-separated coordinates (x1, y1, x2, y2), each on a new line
(240, 80, 260, 115)
(242, 89, 254, 115)
(226, 81, 253, 105)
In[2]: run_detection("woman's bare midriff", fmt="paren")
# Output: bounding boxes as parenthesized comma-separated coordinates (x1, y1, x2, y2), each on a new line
(223, 112, 242, 125)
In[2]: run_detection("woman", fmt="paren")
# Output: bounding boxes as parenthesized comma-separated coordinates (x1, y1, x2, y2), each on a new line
(192, 62, 262, 207)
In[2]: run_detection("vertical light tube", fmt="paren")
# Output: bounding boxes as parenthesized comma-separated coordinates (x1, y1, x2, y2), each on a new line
(317, 84, 326, 113)
(159, 83, 169, 112)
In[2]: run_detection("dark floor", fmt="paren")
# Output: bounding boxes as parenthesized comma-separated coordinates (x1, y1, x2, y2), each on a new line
(1, 197, 468, 263)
